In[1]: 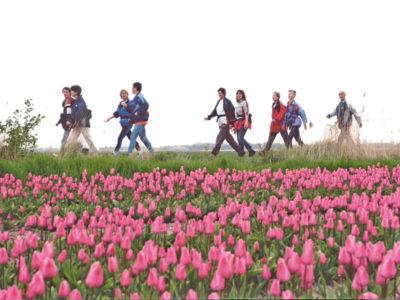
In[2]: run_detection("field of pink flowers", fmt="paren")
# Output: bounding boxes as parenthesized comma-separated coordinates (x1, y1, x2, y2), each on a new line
(1, 164, 400, 299)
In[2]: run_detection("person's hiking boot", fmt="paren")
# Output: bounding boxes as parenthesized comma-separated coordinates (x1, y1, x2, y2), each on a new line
(249, 150, 256, 157)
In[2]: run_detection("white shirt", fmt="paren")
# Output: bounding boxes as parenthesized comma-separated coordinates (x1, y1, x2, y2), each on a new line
(216, 99, 227, 126)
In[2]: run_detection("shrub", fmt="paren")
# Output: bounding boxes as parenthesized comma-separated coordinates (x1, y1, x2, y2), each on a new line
(0, 99, 44, 159)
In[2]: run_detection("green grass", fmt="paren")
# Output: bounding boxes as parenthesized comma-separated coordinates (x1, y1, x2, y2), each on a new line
(1, 142, 400, 179)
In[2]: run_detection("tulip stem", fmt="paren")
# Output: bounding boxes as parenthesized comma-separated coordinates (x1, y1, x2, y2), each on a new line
(91, 288, 94, 300)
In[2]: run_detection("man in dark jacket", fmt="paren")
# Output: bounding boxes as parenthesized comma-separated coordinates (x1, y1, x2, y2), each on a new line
(64, 85, 97, 153)
(204, 88, 240, 156)
(56, 87, 73, 152)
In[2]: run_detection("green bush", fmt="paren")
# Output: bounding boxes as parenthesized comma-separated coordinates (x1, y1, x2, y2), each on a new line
(0, 99, 44, 159)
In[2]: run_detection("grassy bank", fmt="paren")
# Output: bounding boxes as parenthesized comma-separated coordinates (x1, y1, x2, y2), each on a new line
(1, 142, 400, 179)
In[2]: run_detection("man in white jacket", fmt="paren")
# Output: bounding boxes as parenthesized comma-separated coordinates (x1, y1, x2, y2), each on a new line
(327, 91, 362, 145)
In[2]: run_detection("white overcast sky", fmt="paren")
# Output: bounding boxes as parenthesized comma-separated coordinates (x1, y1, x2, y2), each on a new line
(1, 0, 399, 149)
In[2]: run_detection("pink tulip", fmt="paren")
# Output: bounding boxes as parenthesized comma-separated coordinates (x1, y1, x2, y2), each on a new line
(26, 271, 45, 298)
(130, 292, 141, 300)
(157, 276, 166, 292)
(358, 292, 379, 299)
(262, 265, 271, 280)
(160, 291, 172, 300)
(281, 290, 296, 300)
(277, 258, 291, 282)
(352, 266, 369, 290)
(69, 289, 82, 300)
(58, 280, 70, 298)
(0, 248, 9, 264)
(18, 257, 30, 284)
(6, 285, 23, 300)
(269, 279, 281, 297)
(210, 271, 225, 291)
(85, 262, 104, 288)
(319, 253, 327, 265)
(107, 256, 119, 273)
(186, 289, 198, 300)
(175, 264, 187, 281)
(208, 292, 220, 300)
(40, 257, 58, 279)
(234, 239, 246, 257)
(121, 269, 131, 287)
(58, 249, 68, 263)
(147, 267, 159, 287)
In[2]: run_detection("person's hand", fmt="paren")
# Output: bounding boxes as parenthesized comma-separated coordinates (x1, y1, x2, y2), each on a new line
(244, 120, 249, 129)
(304, 123, 308, 130)
(104, 118, 110, 122)
(66, 121, 71, 127)
(121, 102, 128, 108)
(359, 123, 363, 128)
(56, 123, 59, 127)
(204, 117, 209, 121)
(326, 114, 331, 119)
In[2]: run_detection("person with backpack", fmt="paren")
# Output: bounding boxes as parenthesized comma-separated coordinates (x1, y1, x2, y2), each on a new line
(65, 85, 97, 153)
(261, 91, 289, 154)
(284, 89, 308, 148)
(56, 87, 73, 152)
(204, 87, 240, 156)
(234, 89, 255, 157)
(123, 82, 154, 155)
(104, 89, 141, 154)
(326, 90, 362, 145)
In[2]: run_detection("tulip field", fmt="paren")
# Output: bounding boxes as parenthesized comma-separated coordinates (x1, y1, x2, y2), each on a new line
(1, 158, 400, 299)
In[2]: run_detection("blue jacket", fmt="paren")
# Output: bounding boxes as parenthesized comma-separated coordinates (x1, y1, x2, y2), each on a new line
(113, 100, 132, 127)
(284, 101, 307, 127)
(71, 96, 91, 127)
(127, 93, 149, 124)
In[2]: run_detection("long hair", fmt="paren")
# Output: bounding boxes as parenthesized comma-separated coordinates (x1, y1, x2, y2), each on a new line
(236, 89, 246, 102)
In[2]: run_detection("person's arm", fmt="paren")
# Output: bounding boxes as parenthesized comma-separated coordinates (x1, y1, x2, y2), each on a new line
(71, 99, 87, 124)
(350, 104, 362, 127)
(276, 104, 286, 122)
(327, 107, 337, 118)
(299, 106, 308, 129)
(243, 101, 250, 128)
(205, 102, 218, 120)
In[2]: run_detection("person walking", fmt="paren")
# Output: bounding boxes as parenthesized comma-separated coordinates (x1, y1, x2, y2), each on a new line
(327, 90, 362, 145)
(56, 87, 73, 152)
(204, 88, 240, 156)
(261, 91, 289, 154)
(284, 89, 308, 148)
(234, 89, 255, 157)
(65, 85, 97, 153)
(105, 89, 140, 154)
(124, 82, 154, 155)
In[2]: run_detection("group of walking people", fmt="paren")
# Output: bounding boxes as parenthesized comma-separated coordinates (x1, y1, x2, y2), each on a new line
(57, 82, 154, 155)
(204, 88, 362, 156)
(57, 83, 362, 156)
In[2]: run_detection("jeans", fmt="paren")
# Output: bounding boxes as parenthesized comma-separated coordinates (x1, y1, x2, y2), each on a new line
(287, 126, 304, 148)
(127, 124, 154, 154)
(236, 127, 254, 156)
(114, 126, 141, 153)
(60, 129, 70, 152)
(211, 124, 239, 155)
(263, 130, 289, 152)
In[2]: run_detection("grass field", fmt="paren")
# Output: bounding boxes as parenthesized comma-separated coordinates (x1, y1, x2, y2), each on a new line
(0, 142, 399, 179)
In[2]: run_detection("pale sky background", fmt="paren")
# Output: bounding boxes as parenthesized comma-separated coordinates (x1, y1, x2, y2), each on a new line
(1, 0, 400, 149)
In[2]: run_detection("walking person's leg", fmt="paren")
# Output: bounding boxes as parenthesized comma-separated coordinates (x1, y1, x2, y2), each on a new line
(263, 132, 278, 152)
(225, 128, 240, 154)
(81, 128, 98, 153)
(127, 125, 141, 155)
(241, 129, 255, 156)
(280, 130, 290, 148)
(60, 129, 70, 152)
(114, 127, 128, 153)
(287, 127, 296, 148)
(65, 127, 82, 148)
(125, 127, 140, 151)
(138, 126, 154, 153)
(211, 125, 228, 156)
(236, 128, 245, 156)
(293, 126, 304, 147)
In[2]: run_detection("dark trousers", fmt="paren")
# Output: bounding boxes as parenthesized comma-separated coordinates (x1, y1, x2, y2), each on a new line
(236, 127, 254, 156)
(115, 126, 140, 153)
(287, 126, 304, 148)
(212, 124, 239, 155)
(263, 130, 289, 152)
